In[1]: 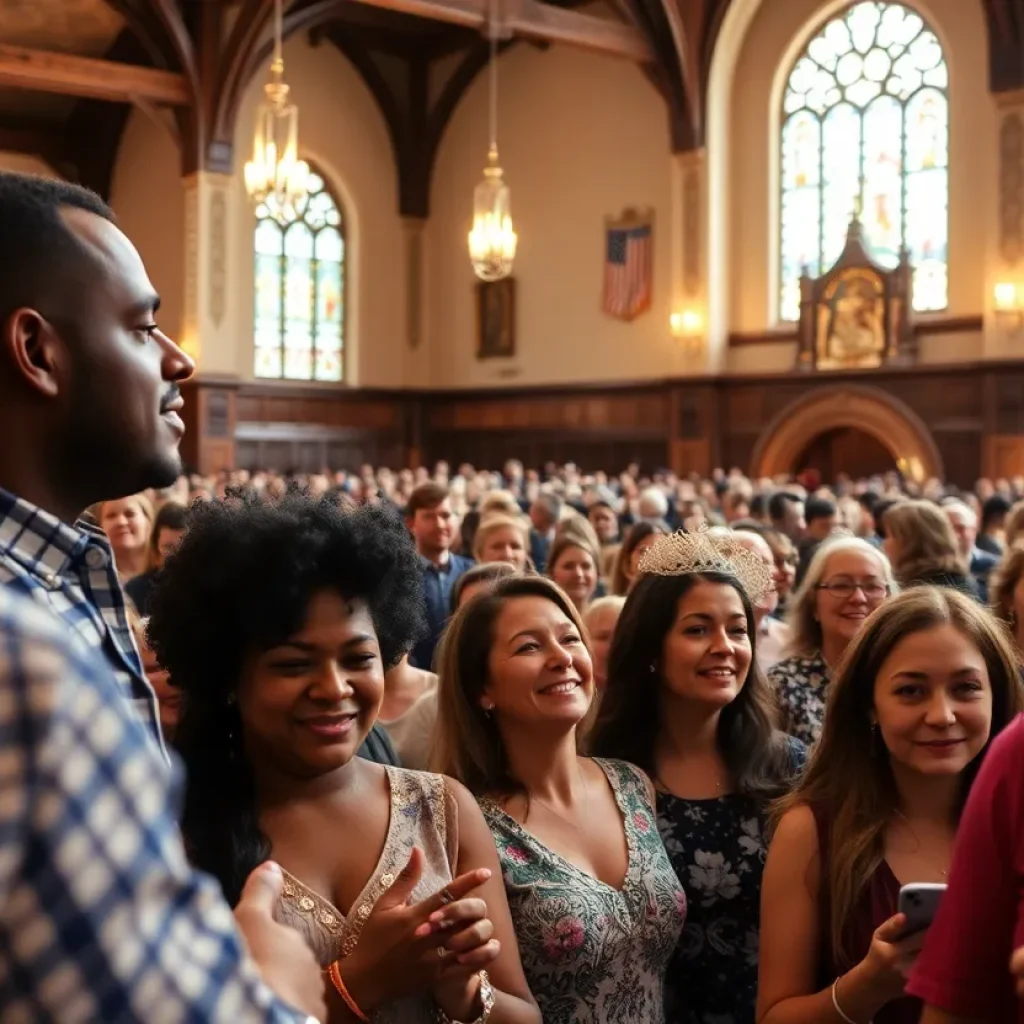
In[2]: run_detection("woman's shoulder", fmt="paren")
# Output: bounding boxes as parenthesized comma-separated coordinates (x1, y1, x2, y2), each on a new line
(590, 756, 656, 804)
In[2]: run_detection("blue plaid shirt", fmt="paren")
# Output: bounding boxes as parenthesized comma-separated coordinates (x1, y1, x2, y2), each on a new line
(0, 584, 310, 1020)
(0, 488, 167, 762)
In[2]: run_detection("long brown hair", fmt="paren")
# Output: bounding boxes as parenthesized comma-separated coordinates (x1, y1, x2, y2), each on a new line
(431, 575, 590, 796)
(610, 521, 667, 596)
(774, 586, 1024, 966)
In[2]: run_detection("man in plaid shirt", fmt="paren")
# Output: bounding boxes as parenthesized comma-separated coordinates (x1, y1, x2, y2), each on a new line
(0, 173, 325, 1019)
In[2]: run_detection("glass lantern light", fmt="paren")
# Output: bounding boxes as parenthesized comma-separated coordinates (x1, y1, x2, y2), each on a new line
(468, 15, 516, 281)
(244, 0, 309, 224)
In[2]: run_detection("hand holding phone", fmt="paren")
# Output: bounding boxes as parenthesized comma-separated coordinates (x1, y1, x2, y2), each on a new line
(897, 882, 947, 936)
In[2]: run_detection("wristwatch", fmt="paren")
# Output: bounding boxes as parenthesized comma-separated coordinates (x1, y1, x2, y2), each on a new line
(435, 971, 495, 1023)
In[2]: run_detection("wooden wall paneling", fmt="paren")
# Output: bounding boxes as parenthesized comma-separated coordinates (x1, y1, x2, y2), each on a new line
(984, 436, 1024, 479)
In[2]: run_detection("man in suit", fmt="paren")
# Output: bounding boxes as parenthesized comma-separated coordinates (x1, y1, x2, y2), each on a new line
(944, 501, 999, 604)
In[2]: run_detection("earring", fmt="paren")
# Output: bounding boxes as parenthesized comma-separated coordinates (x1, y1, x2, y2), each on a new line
(481, 700, 495, 716)
(649, 663, 656, 674)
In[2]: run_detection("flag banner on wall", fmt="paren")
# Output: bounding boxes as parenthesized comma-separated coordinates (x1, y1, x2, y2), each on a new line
(603, 209, 653, 321)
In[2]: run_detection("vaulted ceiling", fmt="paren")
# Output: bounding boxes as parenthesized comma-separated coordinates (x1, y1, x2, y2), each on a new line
(0, 0, 1021, 212)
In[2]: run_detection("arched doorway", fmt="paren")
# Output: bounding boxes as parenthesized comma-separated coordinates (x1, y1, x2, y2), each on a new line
(751, 386, 943, 482)
(795, 427, 896, 481)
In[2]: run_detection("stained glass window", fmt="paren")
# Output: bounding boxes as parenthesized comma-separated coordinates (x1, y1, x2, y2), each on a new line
(779, 2, 948, 321)
(254, 170, 345, 381)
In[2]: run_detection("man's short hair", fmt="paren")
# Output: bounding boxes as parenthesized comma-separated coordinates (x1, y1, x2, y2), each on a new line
(982, 494, 1012, 528)
(406, 482, 449, 518)
(805, 496, 837, 523)
(768, 491, 801, 522)
(0, 173, 114, 331)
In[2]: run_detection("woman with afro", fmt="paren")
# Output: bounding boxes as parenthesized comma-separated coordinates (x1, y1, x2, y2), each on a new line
(148, 493, 538, 1024)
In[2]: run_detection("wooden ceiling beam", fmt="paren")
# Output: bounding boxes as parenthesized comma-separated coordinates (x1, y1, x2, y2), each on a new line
(0, 43, 190, 105)
(346, 0, 654, 62)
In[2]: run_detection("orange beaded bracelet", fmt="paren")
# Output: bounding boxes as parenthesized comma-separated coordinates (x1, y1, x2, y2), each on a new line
(325, 960, 370, 1023)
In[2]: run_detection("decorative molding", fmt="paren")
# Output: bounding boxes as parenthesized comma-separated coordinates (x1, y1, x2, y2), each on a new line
(1001, 111, 1024, 268)
(181, 175, 200, 362)
(682, 164, 701, 297)
(405, 220, 424, 350)
(728, 315, 984, 347)
(750, 385, 944, 482)
(210, 187, 227, 328)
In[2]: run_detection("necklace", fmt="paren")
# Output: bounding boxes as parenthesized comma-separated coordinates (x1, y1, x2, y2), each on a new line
(526, 761, 590, 832)
(894, 810, 950, 878)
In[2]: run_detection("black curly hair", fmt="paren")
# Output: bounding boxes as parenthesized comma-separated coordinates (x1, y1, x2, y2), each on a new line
(147, 492, 426, 904)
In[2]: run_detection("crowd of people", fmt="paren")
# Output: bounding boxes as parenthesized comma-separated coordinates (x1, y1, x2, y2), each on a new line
(3, 171, 1024, 1024)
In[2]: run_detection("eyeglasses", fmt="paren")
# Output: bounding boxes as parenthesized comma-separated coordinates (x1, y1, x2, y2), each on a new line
(816, 580, 889, 600)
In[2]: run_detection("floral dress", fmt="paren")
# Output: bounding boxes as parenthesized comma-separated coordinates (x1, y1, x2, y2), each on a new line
(768, 651, 830, 745)
(481, 758, 686, 1024)
(657, 739, 807, 1024)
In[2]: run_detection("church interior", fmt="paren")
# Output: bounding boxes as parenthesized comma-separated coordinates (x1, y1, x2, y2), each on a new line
(3, 0, 1022, 486)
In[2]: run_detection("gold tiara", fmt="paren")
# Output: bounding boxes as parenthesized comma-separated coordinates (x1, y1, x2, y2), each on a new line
(636, 525, 775, 603)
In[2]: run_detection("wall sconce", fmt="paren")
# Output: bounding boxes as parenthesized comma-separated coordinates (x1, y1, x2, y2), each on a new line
(994, 282, 1024, 335)
(670, 309, 704, 337)
(671, 308, 704, 359)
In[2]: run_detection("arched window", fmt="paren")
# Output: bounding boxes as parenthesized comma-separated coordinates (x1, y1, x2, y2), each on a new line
(253, 169, 345, 381)
(779, 2, 948, 322)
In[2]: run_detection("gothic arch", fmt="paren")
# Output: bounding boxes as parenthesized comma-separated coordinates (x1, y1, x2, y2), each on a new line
(750, 385, 943, 480)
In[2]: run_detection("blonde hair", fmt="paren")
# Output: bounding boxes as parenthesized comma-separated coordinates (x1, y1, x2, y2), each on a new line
(479, 490, 522, 520)
(97, 493, 155, 534)
(432, 575, 590, 794)
(583, 595, 626, 626)
(774, 587, 1024, 967)
(555, 512, 602, 555)
(472, 514, 530, 564)
(786, 537, 895, 656)
(990, 544, 1024, 627)
(884, 500, 967, 584)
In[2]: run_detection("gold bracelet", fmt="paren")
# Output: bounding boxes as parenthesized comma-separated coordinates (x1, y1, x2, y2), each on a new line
(325, 960, 370, 1023)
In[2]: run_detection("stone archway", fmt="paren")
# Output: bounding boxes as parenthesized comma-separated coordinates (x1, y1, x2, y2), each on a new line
(750, 386, 944, 482)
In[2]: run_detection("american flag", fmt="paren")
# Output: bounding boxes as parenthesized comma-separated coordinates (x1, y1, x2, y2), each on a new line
(603, 221, 652, 320)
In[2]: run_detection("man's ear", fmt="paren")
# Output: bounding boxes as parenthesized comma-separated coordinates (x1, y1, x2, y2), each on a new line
(2, 309, 62, 398)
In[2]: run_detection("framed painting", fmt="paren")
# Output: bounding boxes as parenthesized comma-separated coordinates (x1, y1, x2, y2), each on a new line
(476, 277, 516, 360)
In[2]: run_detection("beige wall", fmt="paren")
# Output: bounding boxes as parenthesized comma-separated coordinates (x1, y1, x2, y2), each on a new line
(110, 110, 186, 353)
(427, 43, 674, 388)
(723, 0, 993, 371)
(229, 33, 410, 387)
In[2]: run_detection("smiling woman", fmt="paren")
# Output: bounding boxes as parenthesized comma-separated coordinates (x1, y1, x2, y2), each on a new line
(590, 529, 804, 1024)
(147, 494, 540, 1024)
(756, 588, 1024, 1024)
(433, 575, 687, 1024)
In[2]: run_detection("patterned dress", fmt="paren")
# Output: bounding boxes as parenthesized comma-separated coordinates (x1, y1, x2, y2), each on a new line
(768, 651, 831, 745)
(275, 766, 457, 1023)
(657, 739, 807, 1024)
(481, 758, 686, 1024)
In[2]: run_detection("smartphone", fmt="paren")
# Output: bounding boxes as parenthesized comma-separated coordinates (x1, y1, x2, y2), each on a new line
(897, 883, 947, 935)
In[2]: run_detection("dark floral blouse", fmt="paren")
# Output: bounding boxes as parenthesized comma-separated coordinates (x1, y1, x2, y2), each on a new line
(657, 738, 807, 1024)
(768, 651, 831, 745)
(481, 758, 686, 1024)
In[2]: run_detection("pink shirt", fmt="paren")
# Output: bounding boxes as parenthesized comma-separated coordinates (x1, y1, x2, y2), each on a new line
(906, 713, 1024, 1022)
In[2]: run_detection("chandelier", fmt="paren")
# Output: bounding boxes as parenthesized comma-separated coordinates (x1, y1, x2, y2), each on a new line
(244, 0, 309, 223)
(468, 5, 516, 281)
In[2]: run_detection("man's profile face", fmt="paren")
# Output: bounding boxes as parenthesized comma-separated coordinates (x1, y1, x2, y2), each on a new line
(56, 209, 195, 497)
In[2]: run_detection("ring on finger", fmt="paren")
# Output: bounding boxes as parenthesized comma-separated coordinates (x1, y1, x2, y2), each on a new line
(439, 888, 454, 905)
(437, 945, 450, 959)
